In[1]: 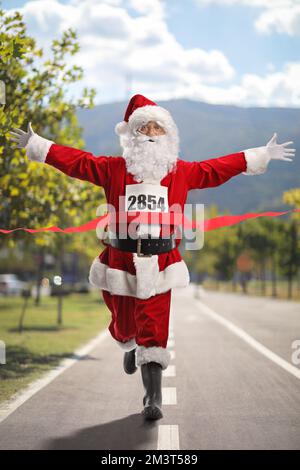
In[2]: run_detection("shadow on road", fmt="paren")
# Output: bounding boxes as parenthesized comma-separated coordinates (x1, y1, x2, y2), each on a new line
(0, 345, 72, 380)
(44, 413, 158, 450)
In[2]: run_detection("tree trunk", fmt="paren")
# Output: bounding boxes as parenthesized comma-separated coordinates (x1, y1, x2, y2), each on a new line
(271, 256, 277, 298)
(57, 294, 63, 326)
(287, 275, 293, 300)
(56, 239, 64, 326)
(260, 260, 266, 296)
(240, 273, 248, 294)
(286, 221, 298, 300)
(19, 295, 29, 333)
(34, 246, 45, 306)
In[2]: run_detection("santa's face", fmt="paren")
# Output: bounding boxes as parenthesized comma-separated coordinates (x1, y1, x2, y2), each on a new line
(120, 120, 178, 184)
(137, 120, 166, 138)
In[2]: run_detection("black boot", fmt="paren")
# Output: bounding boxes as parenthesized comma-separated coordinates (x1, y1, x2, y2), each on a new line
(123, 348, 137, 374)
(141, 361, 163, 420)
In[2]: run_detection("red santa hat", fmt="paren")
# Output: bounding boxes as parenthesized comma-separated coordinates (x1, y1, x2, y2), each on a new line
(115, 94, 177, 137)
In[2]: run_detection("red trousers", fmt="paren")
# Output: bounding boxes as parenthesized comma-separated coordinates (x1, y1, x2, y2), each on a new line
(102, 289, 172, 348)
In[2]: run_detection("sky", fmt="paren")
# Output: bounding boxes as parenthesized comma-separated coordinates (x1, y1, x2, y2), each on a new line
(2, 0, 300, 107)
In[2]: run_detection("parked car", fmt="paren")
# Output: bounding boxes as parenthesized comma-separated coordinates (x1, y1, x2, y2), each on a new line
(0, 274, 28, 296)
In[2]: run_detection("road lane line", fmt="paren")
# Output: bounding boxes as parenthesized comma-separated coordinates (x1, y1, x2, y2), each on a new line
(169, 350, 176, 360)
(163, 365, 176, 377)
(0, 329, 109, 424)
(160, 309, 180, 450)
(185, 314, 199, 322)
(197, 300, 300, 380)
(162, 387, 177, 405)
(157, 425, 180, 450)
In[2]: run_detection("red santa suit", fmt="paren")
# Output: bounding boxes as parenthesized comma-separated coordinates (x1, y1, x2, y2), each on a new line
(25, 94, 272, 370)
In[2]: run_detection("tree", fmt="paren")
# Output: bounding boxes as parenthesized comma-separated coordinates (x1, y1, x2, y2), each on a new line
(0, 8, 105, 309)
(0, 8, 99, 238)
(283, 188, 300, 215)
(282, 188, 300, 298)
(184, 205, 241, 288)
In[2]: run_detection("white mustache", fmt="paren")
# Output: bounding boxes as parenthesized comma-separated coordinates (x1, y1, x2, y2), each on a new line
(135, 135, 162, 144)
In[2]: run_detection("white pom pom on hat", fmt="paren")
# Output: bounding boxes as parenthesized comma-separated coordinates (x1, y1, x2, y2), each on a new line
(115, 121, 129, 135)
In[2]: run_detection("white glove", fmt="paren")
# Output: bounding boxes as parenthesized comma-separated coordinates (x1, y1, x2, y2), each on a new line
(266, 133, 295, 162)
(9, 122, 54, 162)
(9, 122, 35, 148)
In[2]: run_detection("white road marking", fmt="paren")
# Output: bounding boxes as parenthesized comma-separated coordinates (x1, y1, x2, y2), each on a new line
(163, 365, 176, 377)
(157, 425, 180, 450)
(162, 387, 177, 405)
(160, 313, 180, 448)
(185, 313, 199, 322)
(197, 300, 300, 380)
(0, 329, 109, 424)
(169, 350, 176, 360)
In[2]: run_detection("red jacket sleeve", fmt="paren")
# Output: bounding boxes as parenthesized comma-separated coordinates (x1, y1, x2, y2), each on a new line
(45, 144, 110, 189)
(180, 152, 247, 190)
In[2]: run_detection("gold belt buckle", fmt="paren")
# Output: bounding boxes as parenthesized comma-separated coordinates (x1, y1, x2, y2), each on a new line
(137, 236, 152, 258)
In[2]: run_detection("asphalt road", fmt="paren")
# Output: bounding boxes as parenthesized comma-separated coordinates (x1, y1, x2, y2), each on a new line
(0, 285, 299, 450)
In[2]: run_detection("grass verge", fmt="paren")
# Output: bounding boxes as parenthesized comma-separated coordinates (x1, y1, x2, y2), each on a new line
(0, 290, 110, 403)
(203, 279, 300, 301)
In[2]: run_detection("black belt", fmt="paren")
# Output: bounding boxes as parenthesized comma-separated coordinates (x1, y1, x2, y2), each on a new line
(106, 233, 177, 257)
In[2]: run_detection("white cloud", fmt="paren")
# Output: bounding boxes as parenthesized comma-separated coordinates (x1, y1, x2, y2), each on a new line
(6, 0, 235, 103)
(255, 4, 300, 35)
(198, 0, 295, 5)
(128, 0, 165, 18)
(5, 0, 300, 108)
(196, 0, 300, 35)
(172, 61, 300, 108)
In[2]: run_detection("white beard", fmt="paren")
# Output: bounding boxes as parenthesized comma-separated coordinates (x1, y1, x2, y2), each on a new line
(120, 132, 178, 183)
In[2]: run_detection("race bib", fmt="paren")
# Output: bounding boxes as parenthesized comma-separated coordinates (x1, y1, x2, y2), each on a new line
(125, 183, 168, 213)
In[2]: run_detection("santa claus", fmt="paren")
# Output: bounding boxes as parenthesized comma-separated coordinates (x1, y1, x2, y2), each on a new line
(10, 94, 295, 420)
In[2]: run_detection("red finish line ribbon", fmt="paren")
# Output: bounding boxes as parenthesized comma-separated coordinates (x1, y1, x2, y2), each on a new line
(0, 209, 299, 234)
(203, 209, 300, 231)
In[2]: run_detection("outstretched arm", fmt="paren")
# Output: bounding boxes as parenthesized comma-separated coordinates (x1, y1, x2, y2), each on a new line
(181, 133, 295, 190)
(9, 123, 110, 188)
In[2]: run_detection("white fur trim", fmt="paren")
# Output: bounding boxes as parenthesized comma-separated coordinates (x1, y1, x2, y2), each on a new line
(136, 345, 171, 370)
(115, 104, 179, 146)
(132, 253, 160, 299)
(115, 121, 128, 135)
(242, 146, 271, 175)
(156, 259, 190, 293)
(89, 256, 136, 295)
(25, 134, 54, 163)
(89, 257, 190, 299)
(115, 337, 137, 351)
(128, 105, 176, 134)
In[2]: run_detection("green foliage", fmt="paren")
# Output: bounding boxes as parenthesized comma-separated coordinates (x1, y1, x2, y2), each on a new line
(183, 204, 300, 297)
(278, 220, 300, 279)
(0, 7, 99, 255)
(284, 188, 300, 208)
(283, 188, 300, 225)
